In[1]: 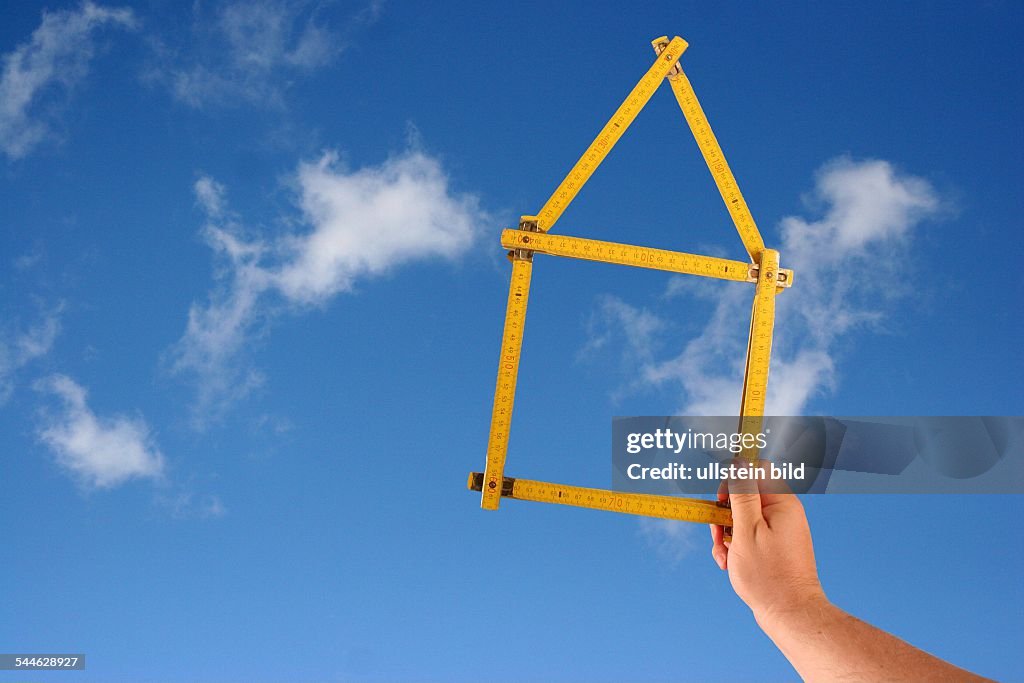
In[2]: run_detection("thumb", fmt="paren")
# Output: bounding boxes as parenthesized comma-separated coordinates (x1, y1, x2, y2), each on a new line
(727, 461, 764, 526)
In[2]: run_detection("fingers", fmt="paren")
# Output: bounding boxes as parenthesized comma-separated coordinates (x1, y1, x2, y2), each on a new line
(757, 472, 805, 520)
(710, 523, 728, 570)
(711, 475, 731, 569)
(758, 469, 793, 504)
(716, 478, 729, 503)
(727, 461, 764, 526)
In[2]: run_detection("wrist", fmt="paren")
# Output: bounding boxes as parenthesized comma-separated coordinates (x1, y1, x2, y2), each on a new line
(753, 586, 832, 635)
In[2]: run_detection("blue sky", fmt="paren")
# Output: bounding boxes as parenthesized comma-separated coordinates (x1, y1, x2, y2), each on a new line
(1, 2, 1022, 681)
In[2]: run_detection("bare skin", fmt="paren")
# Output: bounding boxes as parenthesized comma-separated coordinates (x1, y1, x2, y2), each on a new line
(711, 467, 993, 683)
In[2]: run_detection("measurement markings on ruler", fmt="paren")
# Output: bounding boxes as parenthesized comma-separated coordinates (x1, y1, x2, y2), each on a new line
(500, 229, 792, 286)
(470, 473, 733, 526)
(738, 249, 779, 460)
(480, 220, 538, 509)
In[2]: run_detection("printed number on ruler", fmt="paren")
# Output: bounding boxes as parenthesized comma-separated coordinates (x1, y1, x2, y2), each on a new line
(481, 257, 533, 509)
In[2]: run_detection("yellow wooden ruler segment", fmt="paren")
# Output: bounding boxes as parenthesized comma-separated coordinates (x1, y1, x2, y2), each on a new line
(500, 229, 792, 287)
(469, 473, 733, 526)
(652, 38, 765, 262)
(738, 249, 779, 460)
(535, 36, 688, 233)
(480, 233, 535, 510)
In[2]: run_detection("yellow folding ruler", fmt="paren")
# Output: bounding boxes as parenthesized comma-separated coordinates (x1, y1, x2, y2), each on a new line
(470, 36, 793, 530)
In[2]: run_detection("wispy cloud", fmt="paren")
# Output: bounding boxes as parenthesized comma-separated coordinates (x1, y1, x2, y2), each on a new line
(580, 295, 664, 364)
(170, 146, 486, 423)
(156, 490, 227, 519)
(587, 157, 941, 416)
(0, 1, 136, 159)
(637, 518, 699, 565)
(0, 304, 62, 403)
(150, 0, 378, 108)
(36, 374, 165, 489)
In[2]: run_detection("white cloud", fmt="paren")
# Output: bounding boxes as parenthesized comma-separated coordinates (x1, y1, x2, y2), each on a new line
(0, 2, 136, 159)
(155, 0, 375, 108)
(580, 295, 664, 364)
(587, 157, 940, 416)
(220, 0, 333, 70)
(157, 490, 227, 519)
(277, 150, 481, 303)
(170, 147, 486, 422)
(194, 176, 227, 217)
(764, 350, 836, 417)
(804, 158, 939, 251)
(36, 375, 165, 489)
(638, 518, 698, 564)
(0, 304, 62, 403)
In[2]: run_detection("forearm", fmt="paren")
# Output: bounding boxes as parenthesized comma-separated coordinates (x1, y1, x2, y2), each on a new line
(756, 594, 992, 683)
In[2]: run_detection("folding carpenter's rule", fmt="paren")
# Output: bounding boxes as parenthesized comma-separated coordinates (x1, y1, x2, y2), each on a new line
(471, 36, 793, 530)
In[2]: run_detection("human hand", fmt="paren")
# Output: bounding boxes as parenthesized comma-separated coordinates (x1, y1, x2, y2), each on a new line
(711, 462, 995, 683)
(710, 461, 827, 626)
